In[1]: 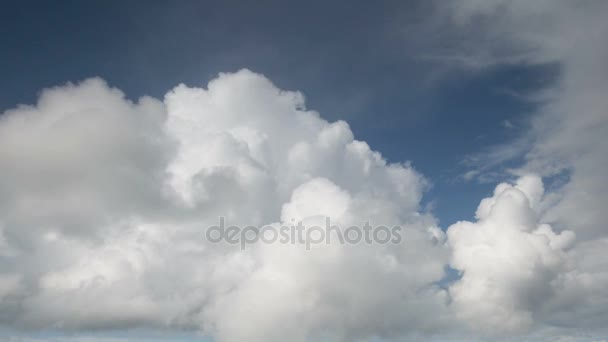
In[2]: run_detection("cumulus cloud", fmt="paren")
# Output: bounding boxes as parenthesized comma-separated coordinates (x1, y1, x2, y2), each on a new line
(447, 175, 575, 334)
(1, 2, 608, 335)
(439, 0, 608, 336)
(0, 70, 451, 341)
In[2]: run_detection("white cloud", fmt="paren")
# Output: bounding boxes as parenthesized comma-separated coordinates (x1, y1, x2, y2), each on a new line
(447, 175, 575, 334)
(1, 1, 608, 336)
(0, 70, 449, 341)
(439, 0, 608, 336)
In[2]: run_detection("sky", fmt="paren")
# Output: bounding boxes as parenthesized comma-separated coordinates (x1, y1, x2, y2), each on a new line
(0, 0, 553, 225)
(0, 1, 607, 341)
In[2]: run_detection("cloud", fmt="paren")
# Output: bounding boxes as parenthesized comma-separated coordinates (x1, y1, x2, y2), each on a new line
(0, 78, 173, 240)
(0, 70, 450, 341)
(447, 175, 575, 334)
(1, 1, 608, 336)
(437, 0, 608, 336)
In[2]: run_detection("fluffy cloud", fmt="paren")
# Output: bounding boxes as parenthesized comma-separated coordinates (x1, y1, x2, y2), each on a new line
(441, 0, 608, 336)
(1, 3, 608, 334)
(0, 70, 450, 341)
(447, 175, 575, 334)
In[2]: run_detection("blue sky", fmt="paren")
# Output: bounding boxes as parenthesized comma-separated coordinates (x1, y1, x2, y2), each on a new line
(1, 1, 607, 341)
(0, 0, 554, 226)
